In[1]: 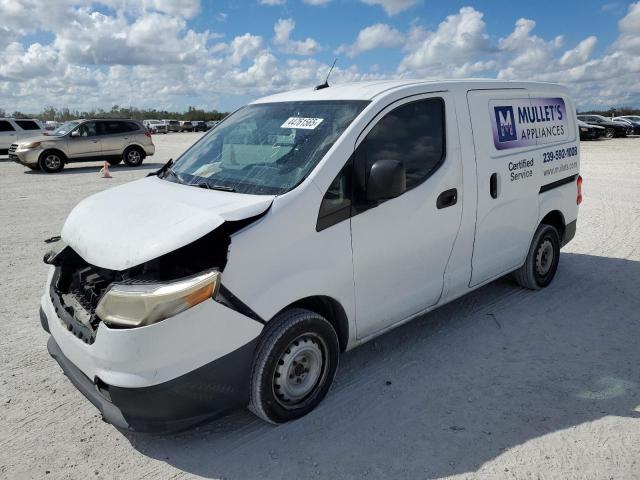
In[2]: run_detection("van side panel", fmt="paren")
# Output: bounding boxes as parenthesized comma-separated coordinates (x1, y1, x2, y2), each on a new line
(467, 88, 579, 287)
(439, 89, 478, 301)
(529, 90, 580, 233)
(467, 89, 539, 286)
(222, 177, 358, 344)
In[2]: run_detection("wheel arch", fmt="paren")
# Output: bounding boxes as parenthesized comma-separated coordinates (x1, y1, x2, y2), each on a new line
(540, 209, 565, 238)
(271, 296, 350, 352)
(124, 143, 146, 155)
(39, 148, 67, 163)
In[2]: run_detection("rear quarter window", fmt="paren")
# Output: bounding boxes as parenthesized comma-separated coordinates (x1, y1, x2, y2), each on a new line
(15, 120, 40, 130)
(0, 121, 16, 132)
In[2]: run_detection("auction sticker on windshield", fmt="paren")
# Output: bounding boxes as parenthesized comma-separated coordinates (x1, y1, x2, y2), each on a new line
(490, 97, 569, 150)
(281, 117, 324, 129)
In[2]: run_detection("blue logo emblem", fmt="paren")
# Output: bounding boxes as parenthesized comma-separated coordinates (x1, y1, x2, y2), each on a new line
(494, 106, 517, 142)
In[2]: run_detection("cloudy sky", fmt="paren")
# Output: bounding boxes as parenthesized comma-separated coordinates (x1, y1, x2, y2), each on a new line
(1, 0, 639, 113)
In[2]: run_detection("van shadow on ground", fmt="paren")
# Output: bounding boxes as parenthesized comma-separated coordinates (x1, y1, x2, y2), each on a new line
(124, 252, 640, 479)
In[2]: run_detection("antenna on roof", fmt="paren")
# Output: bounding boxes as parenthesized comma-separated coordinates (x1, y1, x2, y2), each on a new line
(315, 59, 337, 91)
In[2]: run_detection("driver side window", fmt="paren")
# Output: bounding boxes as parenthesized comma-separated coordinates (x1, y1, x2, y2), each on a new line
(77, 122, 97, 137)
(316, 97, 446, 231)
(362, 98, 445, 192)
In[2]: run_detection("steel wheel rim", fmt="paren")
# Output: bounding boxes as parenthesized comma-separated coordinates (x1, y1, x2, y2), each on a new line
(273, 334, 326, 409)
(605, 128, 614, 138)
(536, 239, 554, 276)
(128, 150, 141, 164)
(44, 154, 61, 170)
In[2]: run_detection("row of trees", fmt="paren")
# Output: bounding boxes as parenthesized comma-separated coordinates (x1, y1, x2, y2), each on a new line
(0, 105, 229, 122)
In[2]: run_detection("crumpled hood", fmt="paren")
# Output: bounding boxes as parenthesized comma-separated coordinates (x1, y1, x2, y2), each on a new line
(61, 176, 274, 271)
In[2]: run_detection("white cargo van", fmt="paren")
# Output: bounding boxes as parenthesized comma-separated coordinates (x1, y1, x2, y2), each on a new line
(40, 80, 582, 432)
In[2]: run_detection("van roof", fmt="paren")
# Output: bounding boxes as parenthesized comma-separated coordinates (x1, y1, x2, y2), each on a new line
(252, 79, 567, 104)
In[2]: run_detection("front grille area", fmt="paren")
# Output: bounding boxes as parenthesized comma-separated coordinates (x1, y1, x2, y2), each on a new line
(8, 143, 18, 154)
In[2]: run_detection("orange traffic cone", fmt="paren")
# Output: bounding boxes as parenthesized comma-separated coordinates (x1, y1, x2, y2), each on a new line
(100, 161, 112, 178)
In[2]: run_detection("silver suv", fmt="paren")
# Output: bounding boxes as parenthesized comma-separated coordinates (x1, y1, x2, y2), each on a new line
(9, 119, 155, 173)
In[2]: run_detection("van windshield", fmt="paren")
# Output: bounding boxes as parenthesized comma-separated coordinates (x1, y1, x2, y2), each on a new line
(168, 100, 368, 195)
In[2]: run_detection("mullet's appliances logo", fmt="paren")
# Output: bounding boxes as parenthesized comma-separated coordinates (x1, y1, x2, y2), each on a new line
(490, 98, 569, 150)
(494, 106, 517, 142)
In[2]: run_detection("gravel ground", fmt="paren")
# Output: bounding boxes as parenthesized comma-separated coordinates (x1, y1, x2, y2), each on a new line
(1, 134, 639, 480)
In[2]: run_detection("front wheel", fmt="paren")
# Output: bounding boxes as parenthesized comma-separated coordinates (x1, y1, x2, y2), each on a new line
(249, 308, 339, 424)
(38, 151, 65, 173)
(514, 224, 561, 290)
(604, 127, 615, 139)
(123, 147, 144, 167)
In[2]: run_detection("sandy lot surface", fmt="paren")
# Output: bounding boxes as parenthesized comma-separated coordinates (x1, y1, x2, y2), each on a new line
(1, 133, 639, 479)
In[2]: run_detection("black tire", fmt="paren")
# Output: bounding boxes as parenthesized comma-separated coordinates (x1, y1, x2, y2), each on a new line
(514, 224, 561, 290)
(123, 147, 144, 167)
(38, 150, 65, 173)
(249, 308, 339, 424)
(604, 127, 615, 139)
(107, 158, 122, 166)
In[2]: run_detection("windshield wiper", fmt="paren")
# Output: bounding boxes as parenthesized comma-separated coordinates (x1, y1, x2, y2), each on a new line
(164, 167, 186, 184)
(195, 181, 236, 192)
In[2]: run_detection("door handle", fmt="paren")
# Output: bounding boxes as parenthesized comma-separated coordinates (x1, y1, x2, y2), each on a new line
(490, 173, 498, 199)
(436, 188, 458, 209)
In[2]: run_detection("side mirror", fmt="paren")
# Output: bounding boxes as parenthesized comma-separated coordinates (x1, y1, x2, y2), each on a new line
(70, 130, 80, 137)
(366, 159, 406, 203)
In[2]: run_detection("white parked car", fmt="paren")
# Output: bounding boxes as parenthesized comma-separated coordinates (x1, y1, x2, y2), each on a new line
(0, 118, 44, 152)
(41, 80, 581, 432)
(143, 119, 168, 134)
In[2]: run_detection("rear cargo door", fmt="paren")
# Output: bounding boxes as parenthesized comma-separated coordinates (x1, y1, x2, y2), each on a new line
(467, 90, 539, 286)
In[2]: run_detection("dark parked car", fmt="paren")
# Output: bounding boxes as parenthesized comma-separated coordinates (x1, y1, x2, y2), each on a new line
(191, 121, 207, 132)
(578, 119, 605, 140)
(577, 115, 631, 138)
(205, 120, 220, 130)
(613, 117, 640, 135)
(179, 121, 194, 132)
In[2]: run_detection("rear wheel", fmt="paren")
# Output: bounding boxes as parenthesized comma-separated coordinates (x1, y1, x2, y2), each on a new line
(513, 224, 561, 290)
(38, 151, 65, 173)
(249, 308, 339, 424)
(604, 127, 615, 138)
(123, 147, 144, 167)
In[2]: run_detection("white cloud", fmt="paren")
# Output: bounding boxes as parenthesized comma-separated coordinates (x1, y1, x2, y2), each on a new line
(228, 33, 264, 65)
(1, 0, 639, 113)
(273, 18, 322, 55)
(498, 18, 563, 70)
(398, 7, 491, 76)
(615, 1, 640, 54)
(259, 0, 285, 5)
(559, 36, 597, 67)
(303, 0, 331, 5)
(360, 0, 418, 16)
(336, 24, 403, 57)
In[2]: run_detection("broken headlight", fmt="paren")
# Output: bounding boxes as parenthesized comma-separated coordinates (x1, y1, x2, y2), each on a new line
(96, 270, 220, 328)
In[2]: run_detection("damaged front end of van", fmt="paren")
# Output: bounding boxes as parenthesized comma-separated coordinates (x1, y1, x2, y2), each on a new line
(40, 176, 271, 433)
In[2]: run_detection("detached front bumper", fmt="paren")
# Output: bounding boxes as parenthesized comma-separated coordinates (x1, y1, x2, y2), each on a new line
(40, 267, 263, 433)
(45, 324, 258, 433)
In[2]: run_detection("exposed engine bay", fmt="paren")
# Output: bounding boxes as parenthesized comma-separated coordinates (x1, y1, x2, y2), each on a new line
(45, 217, 260, 343)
